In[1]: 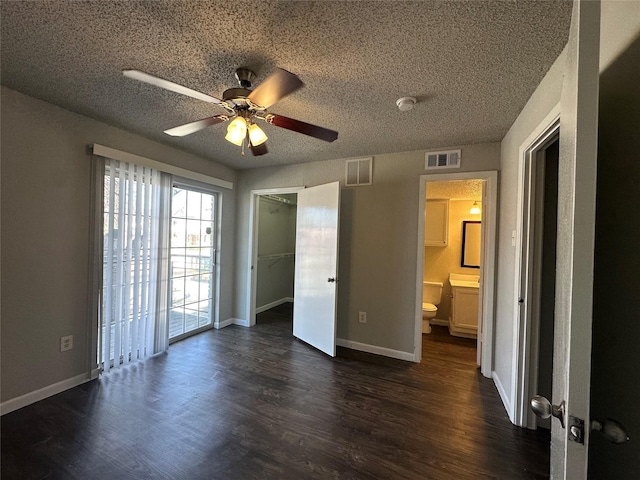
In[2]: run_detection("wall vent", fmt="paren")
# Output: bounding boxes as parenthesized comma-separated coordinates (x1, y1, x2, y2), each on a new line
(345, 157, 373, 186)
(425, 150, 461, 170)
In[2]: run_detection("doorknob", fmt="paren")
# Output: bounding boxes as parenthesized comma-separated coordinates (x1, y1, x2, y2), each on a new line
(327, 277, 336, 283)
(531, 395, 566, 428)
(591, 418, 630, 444)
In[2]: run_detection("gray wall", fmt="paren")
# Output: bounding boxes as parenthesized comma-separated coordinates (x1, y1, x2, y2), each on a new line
(0, 87, 237, 402)
(495, 49, 566, 405)
(234, 144, 500, 355)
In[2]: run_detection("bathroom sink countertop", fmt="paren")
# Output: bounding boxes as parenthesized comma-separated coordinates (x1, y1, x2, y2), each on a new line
(449, 273, 480, 289)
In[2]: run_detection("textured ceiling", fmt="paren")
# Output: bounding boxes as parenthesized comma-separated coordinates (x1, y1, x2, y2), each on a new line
(1, 1, 573, 170)
(426, 179, 483, 200)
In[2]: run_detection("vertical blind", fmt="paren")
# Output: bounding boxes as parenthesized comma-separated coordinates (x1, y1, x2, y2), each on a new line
(100, 158, 169, 372)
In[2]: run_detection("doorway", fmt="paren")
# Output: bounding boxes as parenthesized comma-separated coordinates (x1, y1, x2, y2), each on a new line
(415, 170, 498, 375)
(247, 187, 304, 327)
(254, 193, 297, 322)
(168, 184, 218, 342)
(519, 137, 559, 430)
(247, 183, 341, 357)
(512, 118, 560, 429)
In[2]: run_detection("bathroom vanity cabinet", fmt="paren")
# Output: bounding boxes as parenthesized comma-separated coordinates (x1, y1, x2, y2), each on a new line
(449, 274, 479, 338)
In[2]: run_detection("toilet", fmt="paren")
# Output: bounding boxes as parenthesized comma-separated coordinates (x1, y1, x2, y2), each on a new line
(422, 281, 443, 334)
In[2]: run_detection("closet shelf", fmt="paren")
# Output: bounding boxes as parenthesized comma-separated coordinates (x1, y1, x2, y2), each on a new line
(258, 252, 295, 260)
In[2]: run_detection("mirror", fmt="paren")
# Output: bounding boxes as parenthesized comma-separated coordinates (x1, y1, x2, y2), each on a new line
(461, 221, 481, 268)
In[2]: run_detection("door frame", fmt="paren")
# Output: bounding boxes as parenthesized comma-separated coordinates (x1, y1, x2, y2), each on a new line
(168, 179, 222, 341)
(246, 186, 305, 327)
(415, 170, 498, 376)
(511, 107, 560, 428)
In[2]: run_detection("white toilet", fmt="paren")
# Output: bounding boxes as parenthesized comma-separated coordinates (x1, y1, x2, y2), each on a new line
(422, 281, 443, 334)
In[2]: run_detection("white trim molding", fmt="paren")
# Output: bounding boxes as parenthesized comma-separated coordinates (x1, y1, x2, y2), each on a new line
(1, 371, 97, 416)
(492, 371, 512, 421)
(511, 103, 561, 427)
(336, 338, 415, 362)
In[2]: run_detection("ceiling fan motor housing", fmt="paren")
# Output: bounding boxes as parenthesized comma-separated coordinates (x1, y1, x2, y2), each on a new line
(235, 68, 256, 88)
(222, 87, 252, 105)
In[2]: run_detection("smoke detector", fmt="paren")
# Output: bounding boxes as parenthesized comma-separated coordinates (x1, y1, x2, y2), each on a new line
(396, 96, 417, 112)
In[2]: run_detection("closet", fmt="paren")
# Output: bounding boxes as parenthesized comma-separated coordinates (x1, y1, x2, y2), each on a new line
(255, 194, 297, 314)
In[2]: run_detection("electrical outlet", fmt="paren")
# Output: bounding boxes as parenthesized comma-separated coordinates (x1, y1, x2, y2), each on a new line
(60, 335, 73, 352)
(358, 311, 367, 324)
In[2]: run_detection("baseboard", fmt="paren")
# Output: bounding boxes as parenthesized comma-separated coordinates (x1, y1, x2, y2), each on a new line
(255, 297, 293, 314)
(1, 371, 95, 416)
(430, 318, 449, 327)
(336, 338, 415, 362)
(215, 318, 234, 329)
(216, 317, 251, 329)
(492, 370, 513, 422)
(232, 318, 250, 327)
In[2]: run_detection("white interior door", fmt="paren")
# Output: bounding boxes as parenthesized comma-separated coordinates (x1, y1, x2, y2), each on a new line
(292, 181, 340, 356)
(550, 1, 600, 477)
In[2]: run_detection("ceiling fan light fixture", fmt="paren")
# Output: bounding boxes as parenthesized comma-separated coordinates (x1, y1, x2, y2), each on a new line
(225, 116, 247, 146)
(248, 123, 268, 146)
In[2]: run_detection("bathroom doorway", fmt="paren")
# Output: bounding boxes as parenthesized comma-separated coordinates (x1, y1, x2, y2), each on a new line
(415, 171, 498, 376)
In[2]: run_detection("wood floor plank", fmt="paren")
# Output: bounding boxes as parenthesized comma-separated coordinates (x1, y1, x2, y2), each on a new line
(2, 303, 550, 479)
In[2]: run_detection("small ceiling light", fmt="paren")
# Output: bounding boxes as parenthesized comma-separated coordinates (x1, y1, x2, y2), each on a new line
(248, 123, 268, 146)
(225, 116, 247, 146)
(396, 96, 417, 112)
(470, 201, 481, 215)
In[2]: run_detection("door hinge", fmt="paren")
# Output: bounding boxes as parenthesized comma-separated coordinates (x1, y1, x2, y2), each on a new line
(568, 416, 585, 444)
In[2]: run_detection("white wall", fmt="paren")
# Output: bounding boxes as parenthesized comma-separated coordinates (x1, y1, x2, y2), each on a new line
(0, 87, 237, 404)
(234, 144, 500, 356)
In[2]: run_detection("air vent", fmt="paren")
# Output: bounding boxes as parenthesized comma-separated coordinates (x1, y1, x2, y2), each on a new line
(425, 150, 461, 170)
(345, 157, 373, 186)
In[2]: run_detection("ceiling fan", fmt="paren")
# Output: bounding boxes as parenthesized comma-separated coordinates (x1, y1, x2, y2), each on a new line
(123, 67, 338, 156)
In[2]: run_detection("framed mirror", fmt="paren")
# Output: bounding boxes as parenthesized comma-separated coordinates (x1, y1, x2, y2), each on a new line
(461, 221, 481, 268)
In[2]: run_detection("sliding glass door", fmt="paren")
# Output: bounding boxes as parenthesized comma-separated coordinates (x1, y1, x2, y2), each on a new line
(97, 155, 221, 372)
(169, 186, 217, 340)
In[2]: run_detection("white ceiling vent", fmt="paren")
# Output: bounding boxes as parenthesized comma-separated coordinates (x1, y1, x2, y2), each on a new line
(345, 157, 373, 186)
(425, 150, 461, 170)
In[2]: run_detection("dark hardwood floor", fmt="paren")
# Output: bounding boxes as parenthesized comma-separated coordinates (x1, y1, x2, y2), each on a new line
(2, 303, 550, 479)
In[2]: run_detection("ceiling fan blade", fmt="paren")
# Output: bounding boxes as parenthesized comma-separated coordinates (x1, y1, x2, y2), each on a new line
(164, 115, 228, 137)
(250, 142, 269, 156)
(123, 70, 223, 104)
(266, 114, 338, 142)
(248, 68, 304, 108)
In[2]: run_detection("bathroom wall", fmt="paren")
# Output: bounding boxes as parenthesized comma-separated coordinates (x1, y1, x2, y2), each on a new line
(424, 181, 482, 323)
